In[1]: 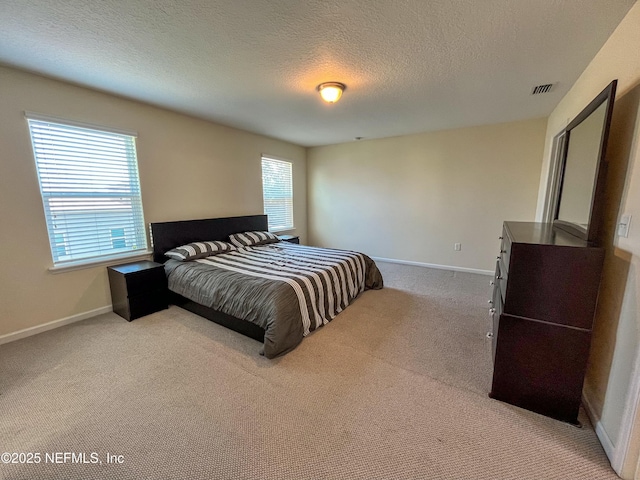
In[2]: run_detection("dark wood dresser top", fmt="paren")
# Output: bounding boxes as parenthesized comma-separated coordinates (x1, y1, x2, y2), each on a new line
(504, 222, 595, 247)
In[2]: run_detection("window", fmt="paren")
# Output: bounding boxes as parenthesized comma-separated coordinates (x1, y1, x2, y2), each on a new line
(110, 228, 127, 249)
(261, 156, 294, 232)
(52, 232, 68, 258)
(27, 114, 148, 267)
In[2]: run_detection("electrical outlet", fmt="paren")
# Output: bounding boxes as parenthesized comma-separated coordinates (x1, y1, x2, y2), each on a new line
(454, 243, 462, 251)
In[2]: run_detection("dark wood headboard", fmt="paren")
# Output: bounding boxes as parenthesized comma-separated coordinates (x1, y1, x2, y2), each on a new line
(150, 214, 268, 263)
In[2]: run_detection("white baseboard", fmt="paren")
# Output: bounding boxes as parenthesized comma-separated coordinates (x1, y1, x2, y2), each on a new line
(0, 306, 112, 346)
(608, 350, 640, 477)
(371, 256, 493, 276)
(582, 388, 616, 465)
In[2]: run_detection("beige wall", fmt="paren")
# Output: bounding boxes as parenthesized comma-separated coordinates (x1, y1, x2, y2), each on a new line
(534, 3, 640, 478)
(307, 118, 547, 272)
(0, 66, 306, 338)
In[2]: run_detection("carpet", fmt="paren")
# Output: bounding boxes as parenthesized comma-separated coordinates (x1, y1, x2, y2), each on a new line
(0, 261, 617, 479)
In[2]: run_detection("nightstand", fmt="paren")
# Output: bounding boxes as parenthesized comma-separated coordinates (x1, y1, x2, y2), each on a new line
(107, 260, 168, 321)
(277, 235, 300, 244)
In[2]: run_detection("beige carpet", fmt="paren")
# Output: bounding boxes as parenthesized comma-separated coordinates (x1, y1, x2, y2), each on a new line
(0, 262, 617, 479)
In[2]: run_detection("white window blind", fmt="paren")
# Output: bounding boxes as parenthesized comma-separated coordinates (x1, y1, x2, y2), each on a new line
(27, 116, 148, 266)
(261, 156, 294, 232)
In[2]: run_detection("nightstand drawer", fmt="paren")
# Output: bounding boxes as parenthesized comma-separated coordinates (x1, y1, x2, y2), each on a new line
(125, 267, 167, 295)
(128, 289, 168, 320)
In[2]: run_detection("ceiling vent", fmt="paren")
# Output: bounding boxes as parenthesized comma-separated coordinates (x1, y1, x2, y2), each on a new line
(531, 84, 554, 95)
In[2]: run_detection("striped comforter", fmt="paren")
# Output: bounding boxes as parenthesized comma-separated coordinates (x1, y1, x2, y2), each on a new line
(164, 242, 383, 358)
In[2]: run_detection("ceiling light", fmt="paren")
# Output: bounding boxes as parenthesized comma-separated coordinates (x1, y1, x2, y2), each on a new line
(317, 82, 346, 103)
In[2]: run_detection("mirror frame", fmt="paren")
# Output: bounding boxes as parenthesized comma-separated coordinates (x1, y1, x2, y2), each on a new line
(553, 79, 617, 243)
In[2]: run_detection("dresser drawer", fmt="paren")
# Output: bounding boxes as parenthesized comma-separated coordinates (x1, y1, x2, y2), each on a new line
(490, 313, 592, 423)
(498, 262, 507, 302)
(491, 291, 503, 362)
(492, 260, 507, 303)
(504, 243, 604, 328)
(499, 228, 511, 273)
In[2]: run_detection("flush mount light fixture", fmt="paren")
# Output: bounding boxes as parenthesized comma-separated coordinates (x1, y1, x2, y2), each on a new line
(317, 82, 346, 103)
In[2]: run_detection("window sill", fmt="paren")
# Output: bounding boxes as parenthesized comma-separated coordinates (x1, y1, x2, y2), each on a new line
(270, 226, 296, 233)
(48, 250, 153, 274)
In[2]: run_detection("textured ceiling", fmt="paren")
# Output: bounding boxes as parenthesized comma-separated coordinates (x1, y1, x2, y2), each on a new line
(0, 0, 635, 146)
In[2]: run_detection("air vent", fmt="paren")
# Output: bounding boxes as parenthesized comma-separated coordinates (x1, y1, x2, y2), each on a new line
(531, 84, 554, 95)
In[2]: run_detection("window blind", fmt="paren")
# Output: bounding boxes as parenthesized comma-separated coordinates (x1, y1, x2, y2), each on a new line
(27, 117, 148, 266)
(261, 156, 294, 232)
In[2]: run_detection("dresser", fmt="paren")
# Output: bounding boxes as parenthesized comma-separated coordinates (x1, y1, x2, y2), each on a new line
(489, 222, 604, 424)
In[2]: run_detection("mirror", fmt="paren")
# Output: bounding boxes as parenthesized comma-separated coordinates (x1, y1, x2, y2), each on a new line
(557, 102, 608, 226)
(554, 80, 617, 243)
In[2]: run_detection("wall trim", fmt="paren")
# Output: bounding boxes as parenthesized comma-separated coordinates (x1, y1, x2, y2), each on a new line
(0, 306, 112, 345)
(582, 344, 640, 477)
(371, 256, 493, 276)
(582, 387, 617, 466)
(611, 347, 640, 476)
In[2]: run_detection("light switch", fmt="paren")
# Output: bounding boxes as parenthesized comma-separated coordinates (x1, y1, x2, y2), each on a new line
(618, 214, 632, 238)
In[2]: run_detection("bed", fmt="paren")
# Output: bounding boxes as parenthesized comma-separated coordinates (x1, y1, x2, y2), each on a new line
(150, 215, 383, 357)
